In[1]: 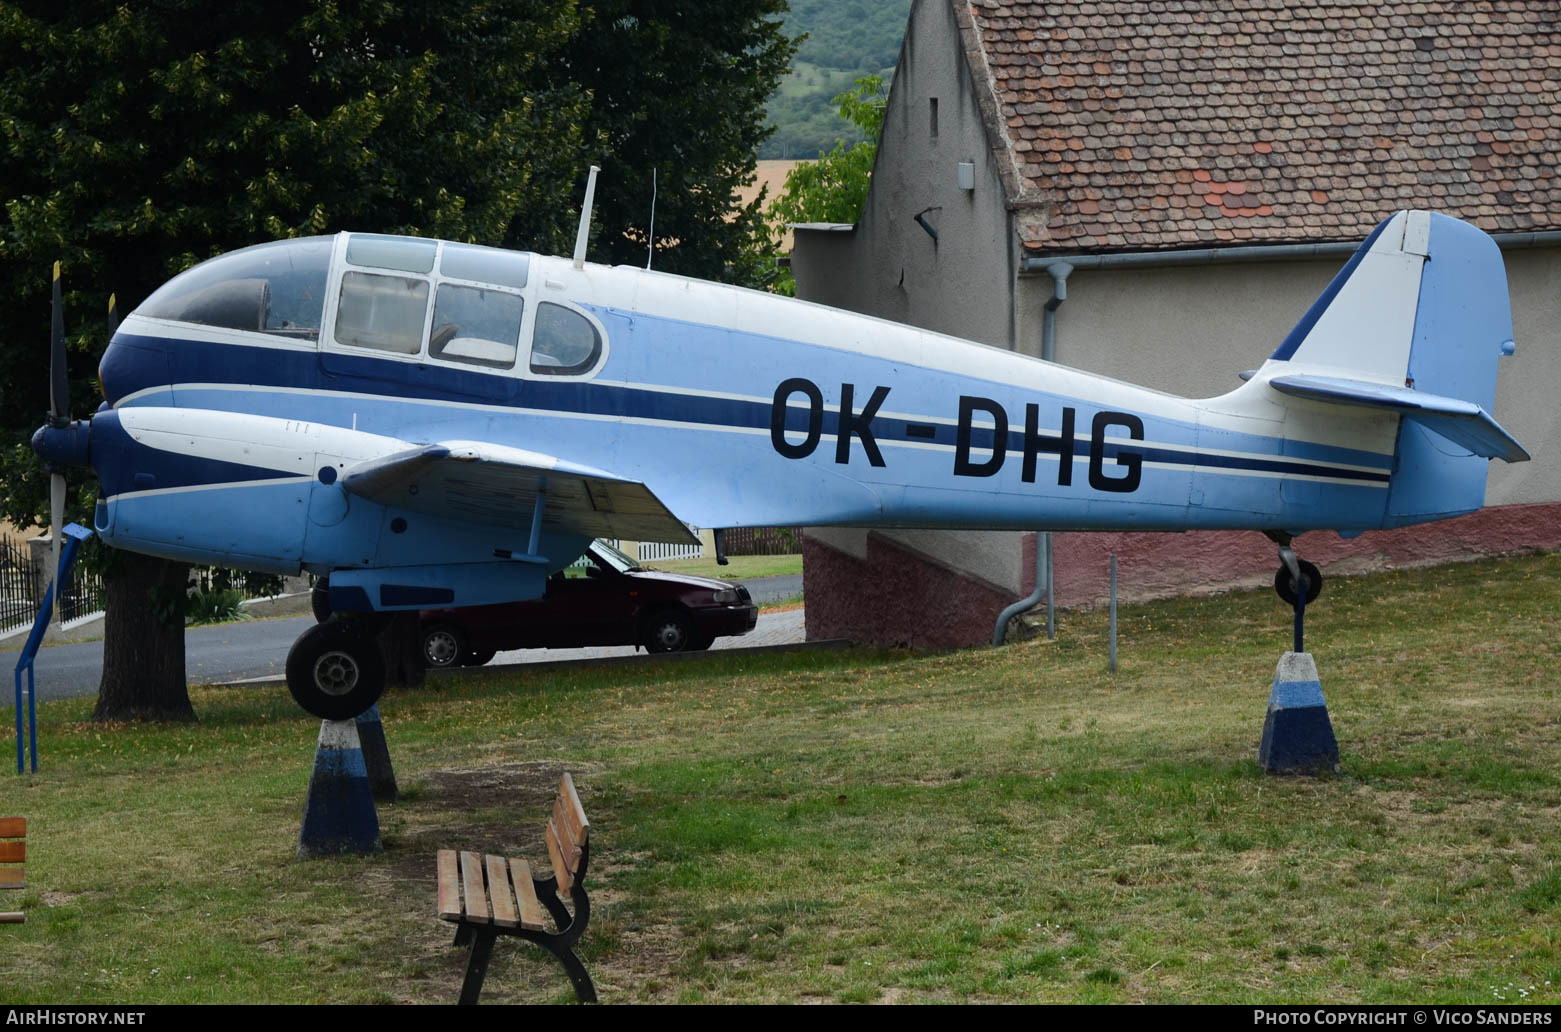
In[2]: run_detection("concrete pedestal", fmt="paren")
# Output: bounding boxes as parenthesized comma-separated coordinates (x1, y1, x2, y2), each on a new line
(354, 705, 398, 803)
(298, 719, 382, 858)
(1258, 651, 1340, 775)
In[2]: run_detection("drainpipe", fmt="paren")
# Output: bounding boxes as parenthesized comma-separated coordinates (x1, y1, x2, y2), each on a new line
(993, 262, 1071, 646)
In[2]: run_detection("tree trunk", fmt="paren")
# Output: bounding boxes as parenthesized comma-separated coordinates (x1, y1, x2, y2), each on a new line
(378, 612, 426, 691)
(94, 551, 195, 723)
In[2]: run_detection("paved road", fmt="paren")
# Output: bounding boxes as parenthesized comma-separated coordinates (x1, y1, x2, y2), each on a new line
(6, 574, 805, 705)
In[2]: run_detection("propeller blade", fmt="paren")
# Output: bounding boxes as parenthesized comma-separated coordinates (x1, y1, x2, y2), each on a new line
(48, 261, 67, 425)
(49, 472, 65, 623)
(108, 292, 118, 335)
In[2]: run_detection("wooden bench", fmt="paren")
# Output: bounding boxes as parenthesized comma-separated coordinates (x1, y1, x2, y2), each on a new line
(437, 773, 595, 1004)
(1, 818, 24, 924)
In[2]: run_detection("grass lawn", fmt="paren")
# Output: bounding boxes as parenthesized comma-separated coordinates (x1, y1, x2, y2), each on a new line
(639, 553, 803, 581)
(2, 553, 1559, 1004)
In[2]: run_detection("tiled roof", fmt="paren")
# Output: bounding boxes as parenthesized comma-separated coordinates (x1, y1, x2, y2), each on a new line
(958, 0, 1561, 254)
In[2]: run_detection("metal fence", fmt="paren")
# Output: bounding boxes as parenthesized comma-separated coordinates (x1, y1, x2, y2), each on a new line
(0, 534, 104, 635)
(0, 536, 37, 637)
(721, 527, 802, 556)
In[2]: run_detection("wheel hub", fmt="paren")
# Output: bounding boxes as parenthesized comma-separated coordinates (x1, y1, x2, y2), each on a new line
(312, 649, 361, 697)
(424, 631, 459, 666)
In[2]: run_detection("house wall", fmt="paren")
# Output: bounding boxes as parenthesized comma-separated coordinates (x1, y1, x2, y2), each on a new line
(795, 0, 1561, 647)
(792, 0, 1018, 350)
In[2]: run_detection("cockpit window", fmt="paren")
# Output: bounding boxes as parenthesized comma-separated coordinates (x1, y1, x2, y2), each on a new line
(440, 243, 529, 289)
(429, 284, 523, 369)
(530, 303, 602, 376)
(345, 234, 437, 274)
(333, 272, 429, 354)
(137, 237, 331, 339)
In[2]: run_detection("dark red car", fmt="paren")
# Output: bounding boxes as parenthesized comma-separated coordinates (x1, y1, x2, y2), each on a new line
(417, 541, 758, 668)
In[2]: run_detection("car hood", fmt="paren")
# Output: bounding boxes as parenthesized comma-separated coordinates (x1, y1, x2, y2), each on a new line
(627, 570, 739, 591)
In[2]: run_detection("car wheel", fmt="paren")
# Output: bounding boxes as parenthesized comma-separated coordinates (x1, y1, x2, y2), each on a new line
(421, 624, 467, 669)
(688, 633, 714, 651)
(285, 620, 386, 720)
(461, 649, 496, 667)
(643, 609, 693, 652)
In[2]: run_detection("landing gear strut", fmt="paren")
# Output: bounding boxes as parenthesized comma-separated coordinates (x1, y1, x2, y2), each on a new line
(286, 619, 387, 720)
(1267, 532, 1322, 652)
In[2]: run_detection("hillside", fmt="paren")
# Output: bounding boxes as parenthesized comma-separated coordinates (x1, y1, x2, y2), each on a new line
(762, 0, 914, 159)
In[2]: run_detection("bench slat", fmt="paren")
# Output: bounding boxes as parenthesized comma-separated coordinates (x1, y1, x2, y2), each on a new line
(552, 796, 586, 855)
(546, 818, 580, 895)
(508, 859, 547, 931)
(0, 869, 24, 889)
(459, 850, 490, 924)
(0, 843, 22, 863)
(0, 818, 23, 839)
(485, 854, 519, 929)
(436, 849, 461, 922)
(560, 774, 589, 844)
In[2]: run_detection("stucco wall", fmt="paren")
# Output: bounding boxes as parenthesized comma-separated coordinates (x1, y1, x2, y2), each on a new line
(792, 0, 1017, 350)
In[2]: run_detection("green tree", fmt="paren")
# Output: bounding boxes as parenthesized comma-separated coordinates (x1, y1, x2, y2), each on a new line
(768, 74, 886, 293)
(560, 0, 798, 288)
(0, 0, 589, 720)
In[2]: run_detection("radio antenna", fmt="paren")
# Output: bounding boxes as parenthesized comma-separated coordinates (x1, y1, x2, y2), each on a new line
(646, 168, 658, 270)
(572, 164, 600, 270)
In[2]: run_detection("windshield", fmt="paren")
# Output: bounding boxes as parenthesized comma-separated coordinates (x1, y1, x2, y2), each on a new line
(590, 540, 641, 573)
(137, 237, 332, 339)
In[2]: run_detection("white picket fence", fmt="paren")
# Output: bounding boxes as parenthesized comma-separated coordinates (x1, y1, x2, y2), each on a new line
(587, 538, 705, 564)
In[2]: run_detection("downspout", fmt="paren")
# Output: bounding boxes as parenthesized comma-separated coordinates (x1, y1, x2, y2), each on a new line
(993, 262, 1071, 646)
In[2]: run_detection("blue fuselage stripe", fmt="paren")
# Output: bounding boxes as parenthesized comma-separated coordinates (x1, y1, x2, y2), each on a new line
(103, 330, 1390, 490)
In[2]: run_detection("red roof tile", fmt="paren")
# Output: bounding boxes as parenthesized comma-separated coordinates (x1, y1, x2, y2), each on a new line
(956, 0, 1561, 254)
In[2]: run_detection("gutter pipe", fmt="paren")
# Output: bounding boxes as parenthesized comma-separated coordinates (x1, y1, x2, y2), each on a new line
(1018, 229, 1561, 275)
(993, 261, 1070, 646)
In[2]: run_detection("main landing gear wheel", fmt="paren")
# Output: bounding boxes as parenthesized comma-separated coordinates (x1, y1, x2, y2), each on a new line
(1274, 559, 1323, 607)
(286, 620, 386, 720)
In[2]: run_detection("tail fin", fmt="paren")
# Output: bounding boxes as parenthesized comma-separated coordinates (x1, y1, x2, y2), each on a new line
(1264, 210, 1524, 524)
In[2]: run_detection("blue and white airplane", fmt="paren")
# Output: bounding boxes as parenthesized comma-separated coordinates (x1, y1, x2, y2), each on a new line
(32, 207, 1527, 718)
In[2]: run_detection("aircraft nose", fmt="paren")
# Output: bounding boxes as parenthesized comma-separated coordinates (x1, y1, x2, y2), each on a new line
(31, 419, 91, 470)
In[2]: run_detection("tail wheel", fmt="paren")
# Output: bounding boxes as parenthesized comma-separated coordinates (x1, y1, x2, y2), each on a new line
(420, 624, 467, 669)
(1274, 559, 1323, 606)
(643, 609, 692, 653)
(285, 620, 386, 720)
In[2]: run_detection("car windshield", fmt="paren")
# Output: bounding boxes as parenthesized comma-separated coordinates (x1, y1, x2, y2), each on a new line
(590, 541, 641, 573)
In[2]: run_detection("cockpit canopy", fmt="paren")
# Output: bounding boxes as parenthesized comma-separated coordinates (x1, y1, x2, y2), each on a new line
(138, 237, 333, 339)
(132, 233, 603, 377)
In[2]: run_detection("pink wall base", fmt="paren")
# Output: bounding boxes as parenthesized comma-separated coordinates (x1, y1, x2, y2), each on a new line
(803, 502, 1561, 646)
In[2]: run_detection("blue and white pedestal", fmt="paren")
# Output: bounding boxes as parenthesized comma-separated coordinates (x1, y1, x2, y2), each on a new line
(1258, 652, 1341, 775)
(298, 719, 382, 859)
(354, 705, 398, 803)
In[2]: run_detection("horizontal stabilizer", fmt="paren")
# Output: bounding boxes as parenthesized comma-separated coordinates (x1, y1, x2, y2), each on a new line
(1268, 374, 1529, 463)
(342, 441, 699, 544)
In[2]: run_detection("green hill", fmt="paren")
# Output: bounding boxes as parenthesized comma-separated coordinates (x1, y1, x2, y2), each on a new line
(762, 0, 914, 159)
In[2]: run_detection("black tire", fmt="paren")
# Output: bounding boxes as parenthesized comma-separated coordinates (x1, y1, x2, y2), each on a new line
(461, 649, 496, 667)
(285, 620, 386, 720)
(310, 576, 332, 624)
(1274, 559, 1323, 606)
(688, 634, 715, 652)
(420, 624, 467, 669)
(642, 609, 693, 652)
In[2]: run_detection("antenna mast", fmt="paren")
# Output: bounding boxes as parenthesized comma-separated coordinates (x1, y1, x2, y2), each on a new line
(573, 165, 600, 270)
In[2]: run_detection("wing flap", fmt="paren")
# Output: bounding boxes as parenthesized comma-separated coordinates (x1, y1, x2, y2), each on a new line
(341, 441, 699, 544)
(1268, 374, 1529, 463)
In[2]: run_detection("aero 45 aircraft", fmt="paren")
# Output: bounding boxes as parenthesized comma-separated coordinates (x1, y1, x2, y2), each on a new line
(32, 207, 1527, 719)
